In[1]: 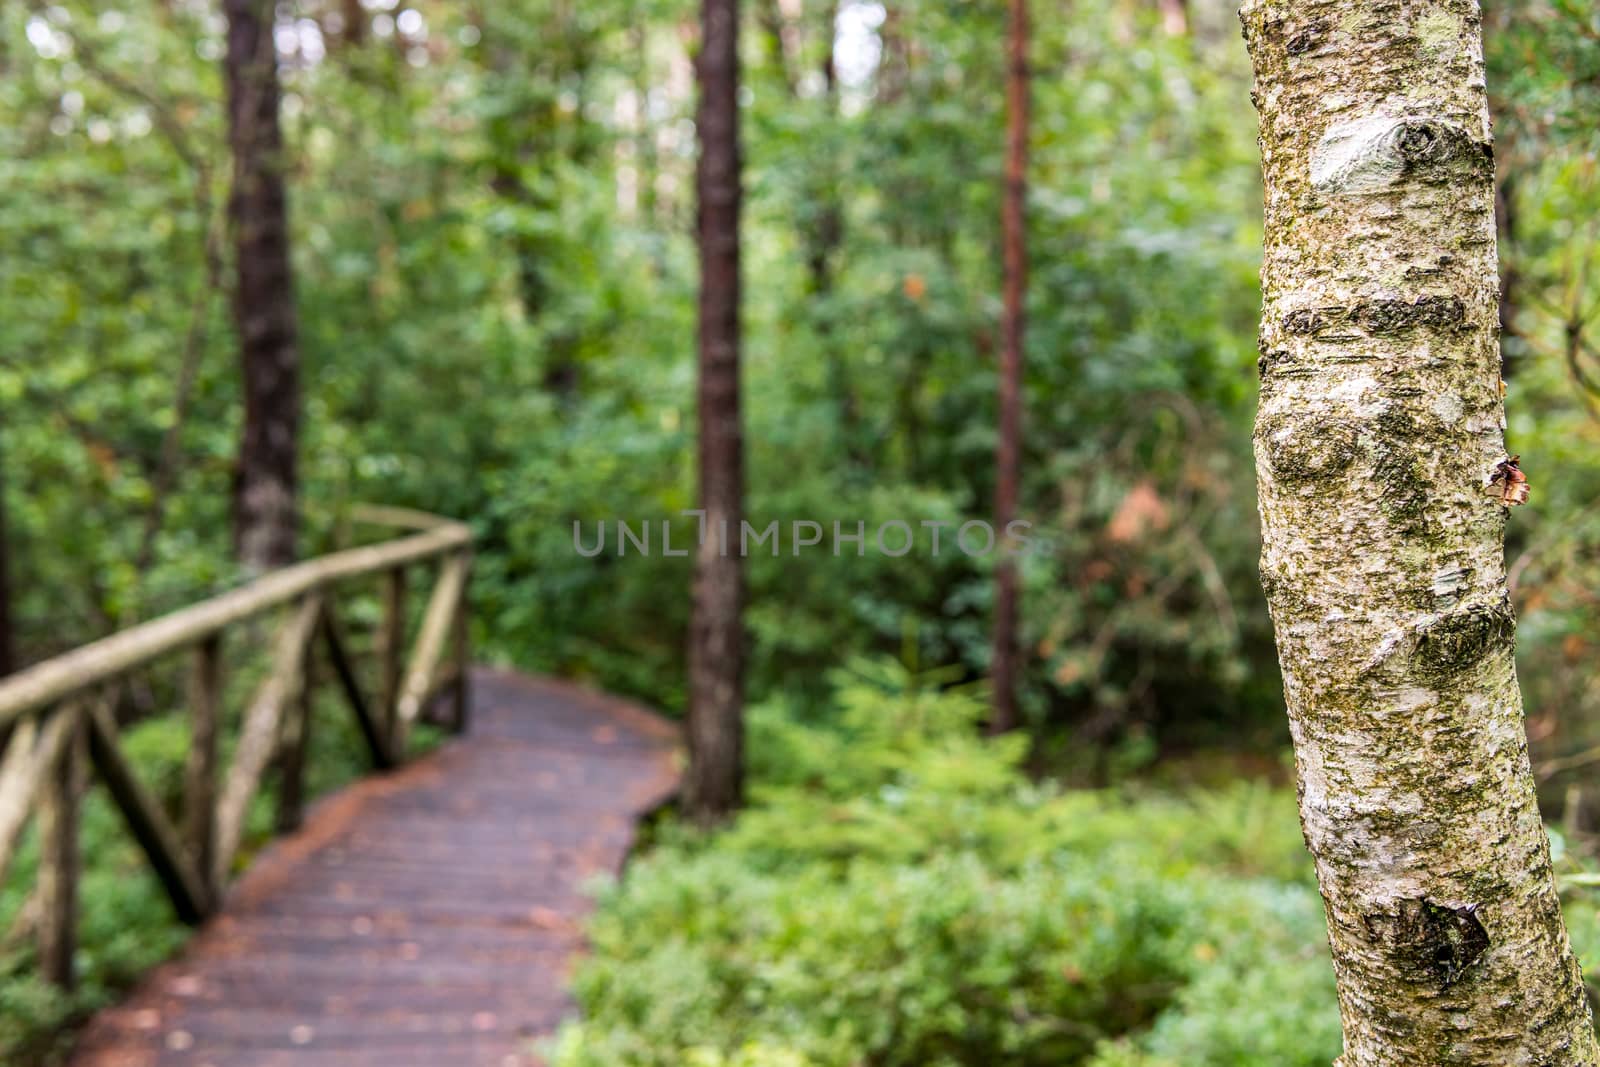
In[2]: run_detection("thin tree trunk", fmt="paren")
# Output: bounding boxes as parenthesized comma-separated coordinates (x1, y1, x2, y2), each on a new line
(878, 4, 908, 103)
(225, 0, 300, 572)
(806, 0, 858, 462)
(632, 23, 659, 225)
(0, 430, 14, 679)
(1158, 0, 1188, 36)
(1241, 3, 1598, 1062)
(759, 0, 796, 96)
(341, 0, 365, 46)
(991, 0, 1029, 734)
(685, 0, 745, 827)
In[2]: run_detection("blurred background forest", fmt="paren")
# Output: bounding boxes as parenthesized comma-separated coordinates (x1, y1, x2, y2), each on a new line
(2, 0, 1600, 1064)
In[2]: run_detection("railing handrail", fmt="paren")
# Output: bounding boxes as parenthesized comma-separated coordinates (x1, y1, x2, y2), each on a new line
(0, 509, 471, 728)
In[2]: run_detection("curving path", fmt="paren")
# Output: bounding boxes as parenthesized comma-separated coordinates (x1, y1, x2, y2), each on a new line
(69, 669, 680, 1067)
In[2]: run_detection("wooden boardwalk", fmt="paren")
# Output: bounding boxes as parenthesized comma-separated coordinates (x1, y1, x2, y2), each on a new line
(68, 669, 680, 1067)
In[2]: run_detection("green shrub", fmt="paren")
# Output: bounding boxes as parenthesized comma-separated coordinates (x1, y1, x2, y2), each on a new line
(552, 659, 1600, 1065)
(551, 659, 1344, 1067)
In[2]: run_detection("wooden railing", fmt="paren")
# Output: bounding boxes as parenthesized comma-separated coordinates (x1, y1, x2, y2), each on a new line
(0, 507, 472, 990)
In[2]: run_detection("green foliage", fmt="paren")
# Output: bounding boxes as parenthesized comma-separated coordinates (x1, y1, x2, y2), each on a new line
(0, 0, 1276, 742)
(551, 660, 1342, 1067)
(557, 660, 1600, 1066)
(6, 0, 1600, 1058)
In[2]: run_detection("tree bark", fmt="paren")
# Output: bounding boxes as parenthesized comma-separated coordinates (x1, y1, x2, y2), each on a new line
(991, 0, 1029, 734)
(1158, 0, 1188, 37)
(685, 0, 745, 826)
(0, 429, 15, 678)
(805, 0, 859, 463)
(225, 0, 301, 572)
(341, 0, 366, 47)
(1241, 3, 1599, 1063)
(759, 0, 796, 96)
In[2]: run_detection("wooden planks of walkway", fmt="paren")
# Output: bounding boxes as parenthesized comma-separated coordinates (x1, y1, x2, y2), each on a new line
(68, 668, 680, 1067)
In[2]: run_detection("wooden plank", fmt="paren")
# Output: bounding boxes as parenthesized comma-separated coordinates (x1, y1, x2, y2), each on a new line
(0, 519, 470, 730)
(321, 603, 393, 769)
(213, 596, 322, 889)
(349, 503, 459, 532)
(86, 698, 209, 925)
(38, 705, 83, 989)
(65, 669, 684, 1067)
(184, 635, 222, 900)
(0, 708, 79, 884)
(393, 554, 470, 753)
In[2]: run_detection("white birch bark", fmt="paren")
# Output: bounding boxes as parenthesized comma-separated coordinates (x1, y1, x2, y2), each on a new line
(1240, 2, 1599, 1062)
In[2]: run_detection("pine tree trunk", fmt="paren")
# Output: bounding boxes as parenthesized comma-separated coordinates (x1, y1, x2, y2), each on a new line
(685, 0, 745, 826)
(225, 0, 300, 572)
(1241, 3, 1598, 1062)
(991, 0, 1029, 734)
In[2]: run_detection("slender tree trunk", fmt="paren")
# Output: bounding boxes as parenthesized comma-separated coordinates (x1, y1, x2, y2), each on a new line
(632, 23, 659, 225)
(878, 4, 908, 103)
(1158, 0, 1188, 37)
(685, 0, 745, 827)
(225, 0, 300, 572)
(341, 0, 366, 46)
(805, 0, 859, 462)
(759, 0, 796, 96)
(0, 430, 14, 678)
(991, 0, 1029, 734)
(1241, 3, 1598, 1062)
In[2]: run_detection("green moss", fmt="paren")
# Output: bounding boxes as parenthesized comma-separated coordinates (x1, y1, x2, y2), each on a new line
(1415, 11, 1462, 61)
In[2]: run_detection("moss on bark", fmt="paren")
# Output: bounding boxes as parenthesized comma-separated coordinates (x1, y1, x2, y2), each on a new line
(1241, 1, 1599, 1062)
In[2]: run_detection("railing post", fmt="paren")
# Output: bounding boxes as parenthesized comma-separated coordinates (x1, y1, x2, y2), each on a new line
(275, 638, 314, 834)
(184, 635, 221, 906)
(378, 566, 407, 754)
(451, 554, 471, 735)
(38, 704, 83, 990)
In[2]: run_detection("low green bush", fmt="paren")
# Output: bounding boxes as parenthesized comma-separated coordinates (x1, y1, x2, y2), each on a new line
(553, 657, 1600, 1066)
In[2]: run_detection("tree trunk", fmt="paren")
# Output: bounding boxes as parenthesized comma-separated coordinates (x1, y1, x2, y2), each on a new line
(759, 0, 796, 96)
(0, 429, 14, 679)
(225, 0, 300, 572)
(341, 0, 366, 46)
(806, 0, 859, 463)
(991, 0, 1029, 734)
(685, 0, 745, 827)
(1241, 3, 1598, 1062)
(1158, 0, 1188, 36)
(878, 4, 908, 103)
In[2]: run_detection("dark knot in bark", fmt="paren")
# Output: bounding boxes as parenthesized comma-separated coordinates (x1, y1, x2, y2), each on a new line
(1312, 115, 1490, 196)
(1414, 601, 1515, 681)
(1260, 416, 1359, 484)
(1365, 899, 1491, 991)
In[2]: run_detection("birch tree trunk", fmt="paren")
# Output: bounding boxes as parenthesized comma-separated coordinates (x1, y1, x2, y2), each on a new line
(1241, 2, 1598, 1062)
(685, 0, 745, 826)
(225, 0, 301, 572)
